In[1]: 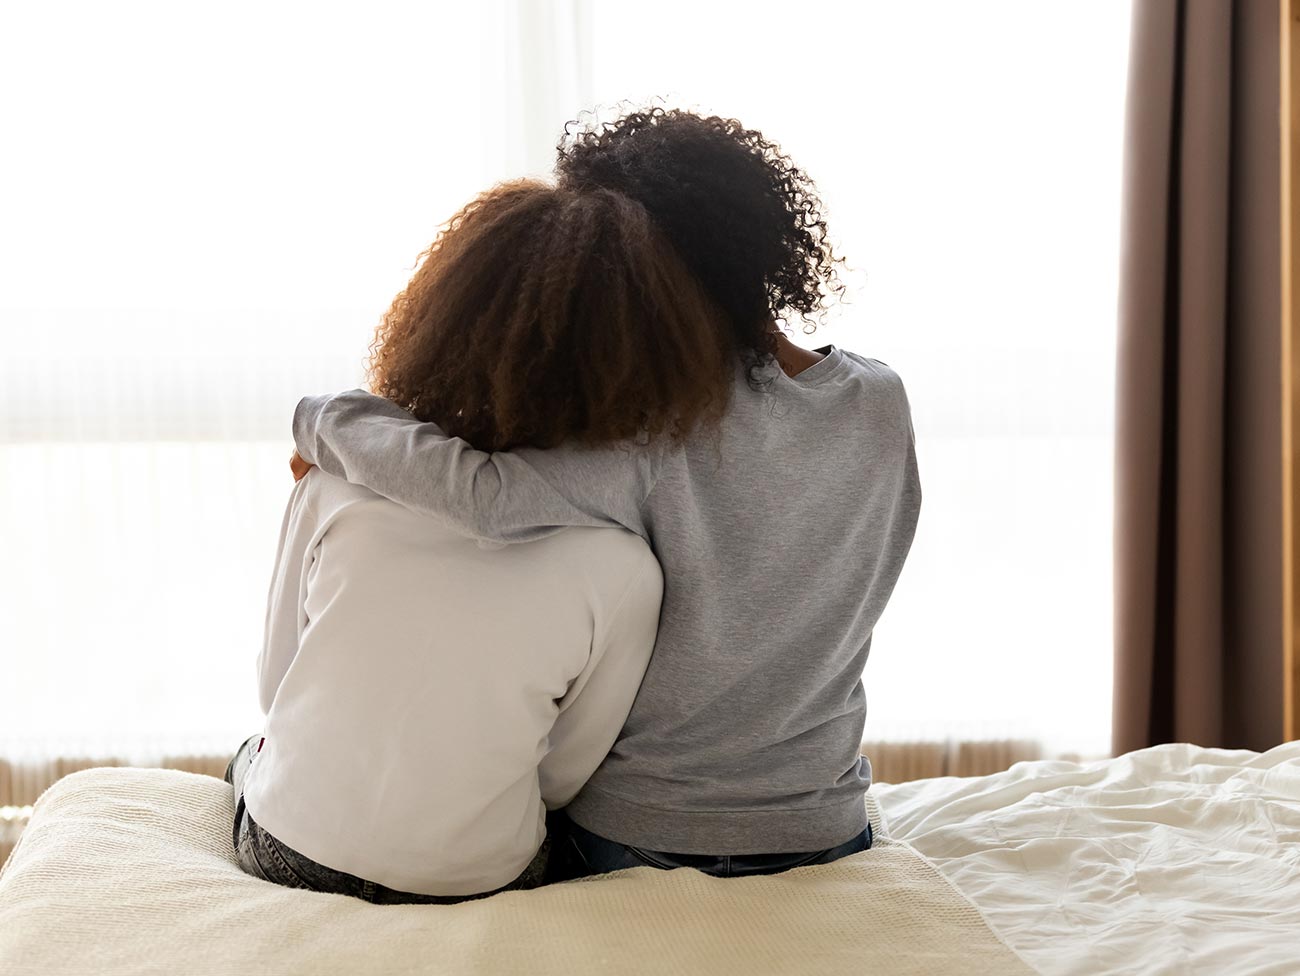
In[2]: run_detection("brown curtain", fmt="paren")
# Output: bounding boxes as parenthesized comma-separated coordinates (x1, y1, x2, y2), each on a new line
(1115, 0, 1283, 756)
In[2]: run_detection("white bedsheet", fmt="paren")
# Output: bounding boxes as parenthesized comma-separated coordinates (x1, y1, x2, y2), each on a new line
(0, 768, 1034, 976)
(874, 741, 1300, 976)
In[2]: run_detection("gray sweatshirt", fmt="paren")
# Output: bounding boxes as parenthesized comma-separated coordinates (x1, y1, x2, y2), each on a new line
(293, 346, 921, 854)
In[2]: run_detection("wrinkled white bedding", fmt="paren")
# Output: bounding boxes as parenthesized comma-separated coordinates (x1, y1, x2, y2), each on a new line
(874, 742, 1300, 976)
(2, 743, 1296, 975)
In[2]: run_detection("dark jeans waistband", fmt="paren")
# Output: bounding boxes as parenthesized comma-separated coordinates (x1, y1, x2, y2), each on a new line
(545, 808, 873, 883)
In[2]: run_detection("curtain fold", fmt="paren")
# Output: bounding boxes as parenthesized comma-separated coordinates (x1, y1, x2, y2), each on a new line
(1114, 0, 1282, 755)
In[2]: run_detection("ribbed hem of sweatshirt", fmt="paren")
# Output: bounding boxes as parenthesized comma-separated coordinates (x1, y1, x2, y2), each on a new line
(564, 786, 870, 856)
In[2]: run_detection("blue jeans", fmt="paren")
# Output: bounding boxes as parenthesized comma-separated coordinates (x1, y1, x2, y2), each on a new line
(546, 809, 873, 881)
(224, 735, 546, 904)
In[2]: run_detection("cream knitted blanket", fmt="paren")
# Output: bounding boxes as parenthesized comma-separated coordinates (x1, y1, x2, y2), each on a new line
(0, 769, 1033, 975)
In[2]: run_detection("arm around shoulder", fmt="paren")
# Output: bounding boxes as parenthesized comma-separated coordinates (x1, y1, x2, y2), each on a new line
(292, 390, 654, 543)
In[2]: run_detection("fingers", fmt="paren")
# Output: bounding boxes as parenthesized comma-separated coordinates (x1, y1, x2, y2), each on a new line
(289, 451, 315, 482)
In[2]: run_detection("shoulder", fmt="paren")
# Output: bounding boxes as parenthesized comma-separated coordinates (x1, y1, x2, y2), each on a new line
(598, 533, 663, 643)
(839, 350, 909, 396)
(831, 349, 914, 424)
(563, 525, 660, 577)
(561, 526, 663, 614)
(298, 468, 388, 522)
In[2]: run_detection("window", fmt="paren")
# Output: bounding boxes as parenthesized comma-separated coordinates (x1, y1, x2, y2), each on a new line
(0, 1, 1131, 760)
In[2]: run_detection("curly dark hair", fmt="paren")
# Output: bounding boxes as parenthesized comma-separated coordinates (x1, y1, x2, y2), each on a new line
(368, 180, 733, 452)
(555, 106, 844, 366)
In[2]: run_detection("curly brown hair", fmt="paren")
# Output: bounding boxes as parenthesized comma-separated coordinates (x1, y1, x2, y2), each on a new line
(367, 180, 733, 452)
(556, 107, 844, 368)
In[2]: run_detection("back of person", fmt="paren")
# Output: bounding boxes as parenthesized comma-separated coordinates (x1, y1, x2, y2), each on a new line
(228, 176, 741, 901)
(536, 109, 921, 857)
(242, 470, 660, 896)
(565, 349, 917, 854)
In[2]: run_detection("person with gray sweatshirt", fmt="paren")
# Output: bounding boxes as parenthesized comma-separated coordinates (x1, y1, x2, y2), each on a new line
(292, 108, 922, 879)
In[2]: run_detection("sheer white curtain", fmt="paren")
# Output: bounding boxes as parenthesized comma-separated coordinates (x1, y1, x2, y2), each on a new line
(0, 0, 584, 758)
(0, 0, 1129, 761)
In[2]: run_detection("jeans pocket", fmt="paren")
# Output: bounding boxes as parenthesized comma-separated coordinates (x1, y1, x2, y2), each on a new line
(235, 824, 274, 883)
(237, 814, 314, 891)
(259, 833, 318, 891)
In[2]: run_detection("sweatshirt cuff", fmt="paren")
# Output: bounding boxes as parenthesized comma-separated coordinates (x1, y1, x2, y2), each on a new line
(291, 394, 331, 465)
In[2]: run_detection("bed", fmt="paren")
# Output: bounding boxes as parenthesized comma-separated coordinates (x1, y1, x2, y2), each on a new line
(0, 742, 1296, 975)
(878, 740, 1300, 975)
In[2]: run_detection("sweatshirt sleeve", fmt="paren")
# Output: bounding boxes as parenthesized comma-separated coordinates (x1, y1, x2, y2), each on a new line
(256, 475, 319, 715)
(538, 556, 663, 808)
(292, 389, 656, 544)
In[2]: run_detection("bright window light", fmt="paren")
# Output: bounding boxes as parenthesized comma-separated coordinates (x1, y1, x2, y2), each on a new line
(0, 1, 1131, 760)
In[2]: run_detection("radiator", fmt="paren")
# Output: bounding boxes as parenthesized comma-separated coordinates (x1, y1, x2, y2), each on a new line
(0, 754, 232, 809)
(0, 754, 233, 868)
(862, 738, 1044, 783)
